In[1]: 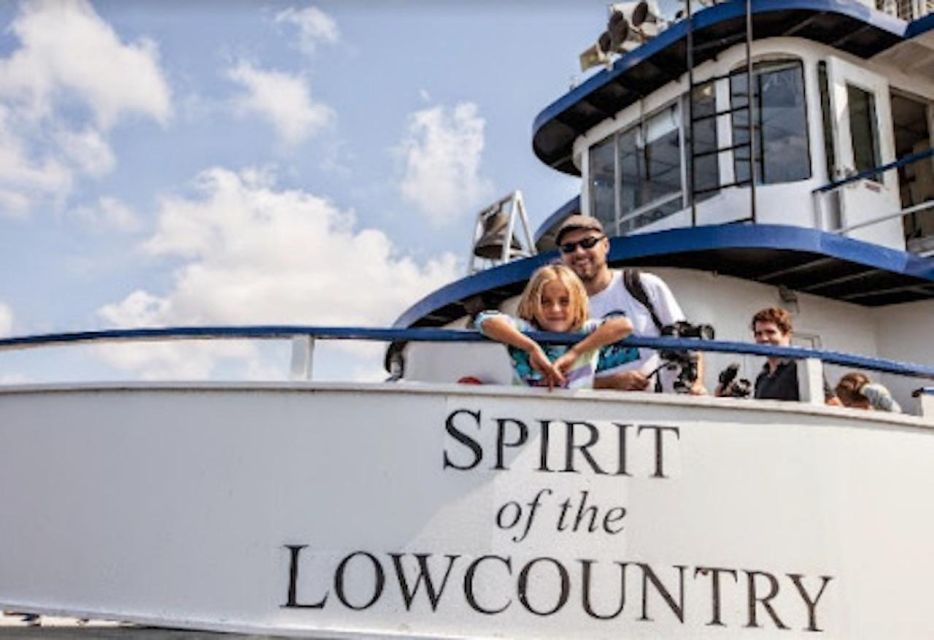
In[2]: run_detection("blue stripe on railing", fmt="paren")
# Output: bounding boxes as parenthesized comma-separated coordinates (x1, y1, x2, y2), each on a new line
(1, 325, 932, 379)
(813, 147, 934, 194)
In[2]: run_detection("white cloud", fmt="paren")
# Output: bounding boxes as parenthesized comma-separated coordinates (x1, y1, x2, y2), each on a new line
(228, 61, 333, 147)
(56, 127, 116, 177)
(399, 102, 494, 225)
(70, 196, 142, 233)
(0, 302, 13, 337)
(274, 5, 339, 55)
(0, 0, 171, 129)
(96, 167, 459, 379)
(0, 0, 171, 217)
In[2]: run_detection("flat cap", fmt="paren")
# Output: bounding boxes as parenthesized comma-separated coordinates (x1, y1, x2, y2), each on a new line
(555, 215, 604, 245)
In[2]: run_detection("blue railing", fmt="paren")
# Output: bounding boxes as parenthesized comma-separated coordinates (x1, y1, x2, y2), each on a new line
(812, 146, 934, 194)
(1, 325, 932, 380)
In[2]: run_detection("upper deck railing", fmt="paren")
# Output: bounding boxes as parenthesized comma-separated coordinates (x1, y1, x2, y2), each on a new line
(812, 146, 934, 254)
(1, 325, 931, 415)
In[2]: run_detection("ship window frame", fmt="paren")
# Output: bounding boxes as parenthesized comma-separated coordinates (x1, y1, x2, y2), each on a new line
(728, 57, 813, 186)
(587, 99, 687, 236)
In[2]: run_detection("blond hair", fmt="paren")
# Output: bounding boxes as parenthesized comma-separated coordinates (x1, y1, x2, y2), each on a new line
(517, 264, 589, 332)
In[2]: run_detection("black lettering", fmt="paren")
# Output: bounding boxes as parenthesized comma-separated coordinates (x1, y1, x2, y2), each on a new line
(282, 544, 328, 609)
(563, 421, 607, 474)
(556, 497, 573, 531)
(537, 419, 553, 472)
(389, 553, 459, 611)
(613, 423, 632, 476)
(580, 559, 629, 620)
(788, 574, 832, 632)
(464, 555, 512, 615)
(335, 551, 385, 611)
(443, 409, 483, 471)
(695, 566, 738, 626)
(572, 490, 600, 532)
(494, 418, 528, 470)
(745, 570, 789, 629)
(638, 425, 680, 478)
(639, 563, 685, 623)
(517, 557, 570, 616)
(602, 506, 626, 534)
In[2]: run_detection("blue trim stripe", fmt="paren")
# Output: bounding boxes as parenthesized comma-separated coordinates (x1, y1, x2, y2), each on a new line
(906, 11, 934, 37)
(1, 325, 931, 379)
(393, 224, 934, 329)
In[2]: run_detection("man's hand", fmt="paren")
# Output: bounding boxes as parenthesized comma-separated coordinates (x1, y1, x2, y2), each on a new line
(688, 381, 708, 395)
(594, 370, 650, 391)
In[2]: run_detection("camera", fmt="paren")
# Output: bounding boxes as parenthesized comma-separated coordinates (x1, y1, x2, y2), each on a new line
(660, 321, 716, 341)
(717, 362, 752, 398)
(654, 321, 715, 393)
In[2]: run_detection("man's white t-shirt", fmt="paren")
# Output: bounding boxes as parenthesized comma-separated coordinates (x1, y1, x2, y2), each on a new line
(588, 270, 685, 386)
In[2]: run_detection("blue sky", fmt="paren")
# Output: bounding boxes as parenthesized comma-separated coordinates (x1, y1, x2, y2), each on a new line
(0, 0, 632, 382)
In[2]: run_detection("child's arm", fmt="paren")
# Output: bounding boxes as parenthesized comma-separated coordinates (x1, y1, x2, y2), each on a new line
(552, 316, 633, 374)
(478, 313, 566, 389)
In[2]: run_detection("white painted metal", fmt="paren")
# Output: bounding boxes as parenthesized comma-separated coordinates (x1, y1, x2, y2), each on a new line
(825, 56, 904, 249)
(289, 336, 315, 381)
(0, 383, 932, 638)
(798, 358, 825, 405)
(569, 38, 933, 242)
(467, 192, 536, 275)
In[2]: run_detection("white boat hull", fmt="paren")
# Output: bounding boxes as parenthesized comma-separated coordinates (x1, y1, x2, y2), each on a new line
(1, 383, 932, 638)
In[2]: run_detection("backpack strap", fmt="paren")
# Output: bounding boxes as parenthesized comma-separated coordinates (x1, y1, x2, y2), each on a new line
(622, 268, 664, 332)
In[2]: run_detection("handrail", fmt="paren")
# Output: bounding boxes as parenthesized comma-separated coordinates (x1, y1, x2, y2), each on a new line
(1, 325, 932, 380)
(812, 146, 934, 194)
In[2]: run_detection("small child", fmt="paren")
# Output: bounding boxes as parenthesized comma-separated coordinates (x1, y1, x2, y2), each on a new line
(835, 372, 901, 412)
(476, 264, 633, 389)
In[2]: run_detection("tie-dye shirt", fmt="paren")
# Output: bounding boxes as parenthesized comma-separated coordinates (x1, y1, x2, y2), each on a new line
(476, 311, 626, 389)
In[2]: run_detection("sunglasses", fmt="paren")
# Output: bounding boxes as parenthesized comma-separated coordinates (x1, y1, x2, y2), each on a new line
(559, 235, 604, 254)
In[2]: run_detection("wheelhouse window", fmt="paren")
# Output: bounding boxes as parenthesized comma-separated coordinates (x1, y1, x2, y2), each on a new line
(730, 59, 811, 185)
(588, 103, 686, 235)
(847, 84, 881, 177)
(689, 81, 720, 201)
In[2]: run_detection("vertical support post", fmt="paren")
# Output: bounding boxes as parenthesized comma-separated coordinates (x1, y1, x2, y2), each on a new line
(811, 189, 824, 230)
(501, 196, 518, 263)
(686, 0, 696, 226)
(745, 0, 757, 224)
(798, 358, 824, 405)
(515, 193, 537, 256)
(290, 335, 315, 381)
(914, 388, 934, 422)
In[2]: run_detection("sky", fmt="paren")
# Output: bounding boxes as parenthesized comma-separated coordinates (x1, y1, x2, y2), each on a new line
(0, 0, 637, 384)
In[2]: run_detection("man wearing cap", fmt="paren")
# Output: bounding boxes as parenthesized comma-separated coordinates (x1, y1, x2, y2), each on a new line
(556, 215, 704, 393)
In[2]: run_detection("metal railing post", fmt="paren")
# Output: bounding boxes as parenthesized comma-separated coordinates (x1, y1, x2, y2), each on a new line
(799, 358, 825, 405)
(290, 335, 315, 381)
(915, 388, 934, 420)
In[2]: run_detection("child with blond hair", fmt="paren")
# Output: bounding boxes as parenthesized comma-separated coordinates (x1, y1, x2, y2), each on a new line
(476, 264, 634, 389)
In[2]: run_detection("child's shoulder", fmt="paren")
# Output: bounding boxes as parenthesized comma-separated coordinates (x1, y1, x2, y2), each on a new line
(476, 310, 532, 330)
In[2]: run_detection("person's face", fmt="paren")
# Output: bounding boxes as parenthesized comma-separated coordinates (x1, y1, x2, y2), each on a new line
(535, 280, 575, 332)
(753, 321, 791, 347)
(559, 228, 608, 282)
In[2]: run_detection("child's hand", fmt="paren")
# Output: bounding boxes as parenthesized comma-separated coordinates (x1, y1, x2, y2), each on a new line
(552, 349, 578, 376)
(528, 347, 565, 390)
